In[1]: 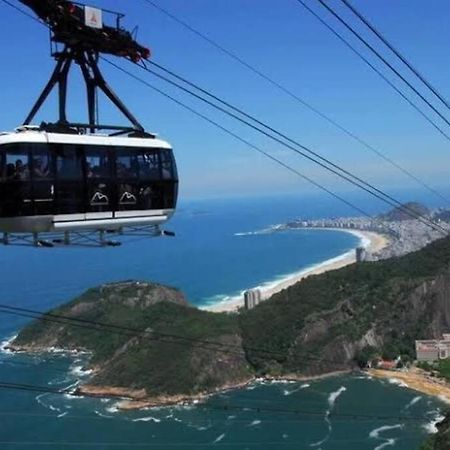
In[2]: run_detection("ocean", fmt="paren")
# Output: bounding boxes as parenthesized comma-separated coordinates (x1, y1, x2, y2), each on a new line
(0, 193, 446, 449)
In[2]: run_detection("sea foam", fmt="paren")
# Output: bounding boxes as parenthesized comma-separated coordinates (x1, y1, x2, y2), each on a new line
(0, 334, 17, 355)
(387, 378, 408, 388)
(423, 413, 445, 434)
(133, 416, 161, 423)
(310, 386, 347, 448)
(369, 424, 403, 450)
(404, 396, 422, 410)
(212, 433, 226, 443)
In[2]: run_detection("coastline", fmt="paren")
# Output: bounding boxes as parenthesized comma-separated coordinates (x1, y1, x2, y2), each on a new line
(368, 368, 450, 404)
(77, 371, 350, 411)
(205, 229, 389, 313)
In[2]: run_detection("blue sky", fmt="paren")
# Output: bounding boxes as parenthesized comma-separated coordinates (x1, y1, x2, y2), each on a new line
(1, 0, 450, 201)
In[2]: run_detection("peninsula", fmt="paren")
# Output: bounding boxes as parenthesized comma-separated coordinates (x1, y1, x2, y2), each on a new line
(8, 232, 450, 410)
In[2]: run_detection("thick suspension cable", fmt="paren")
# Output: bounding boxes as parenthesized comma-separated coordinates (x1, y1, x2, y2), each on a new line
(1, 0, 447, 231)
(339, 0, 450, 113)
(125, 59, 447, 234)
(312, 0, 450, 130)
(141, 0, 449, 204)
(295, 0, 450, 144)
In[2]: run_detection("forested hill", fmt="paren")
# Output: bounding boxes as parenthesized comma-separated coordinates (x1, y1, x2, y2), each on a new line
(239, 235, 450, 376)
(10, 237, 450, 405)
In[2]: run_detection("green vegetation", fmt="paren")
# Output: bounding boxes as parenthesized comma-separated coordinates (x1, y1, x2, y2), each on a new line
(11, 236, 450, 399)
(239, 236, 450, 375)
(436, 360, 450, 381)
(354, 346, 378, 368)
(13, 282, 251, 396)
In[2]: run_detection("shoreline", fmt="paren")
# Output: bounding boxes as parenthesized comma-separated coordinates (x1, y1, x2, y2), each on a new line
(77, 371, 351, 411)
(368, 368, 450, 404)
(205, 229, 389, 313)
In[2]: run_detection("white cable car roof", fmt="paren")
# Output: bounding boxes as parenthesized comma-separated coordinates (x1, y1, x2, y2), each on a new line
(0, 128, 172, 149)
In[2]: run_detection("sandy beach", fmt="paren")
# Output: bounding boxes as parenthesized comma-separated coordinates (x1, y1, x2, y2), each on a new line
(369, 368, 450, 404)
(205, 229, 389, 313)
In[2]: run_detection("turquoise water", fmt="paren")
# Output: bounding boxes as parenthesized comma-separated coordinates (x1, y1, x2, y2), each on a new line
(0, 194, 446, 449)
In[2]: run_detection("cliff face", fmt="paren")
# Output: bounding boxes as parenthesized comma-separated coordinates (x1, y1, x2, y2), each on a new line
(10, 237, 450, 404)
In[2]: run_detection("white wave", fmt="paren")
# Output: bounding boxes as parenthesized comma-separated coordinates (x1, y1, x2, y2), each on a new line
(369, 424, 403, 439)
(283, 383, 310, 396)
(0, 334, 17, 354)
(35, 393, 49, 407)
(247, 419, 261, 427)
(310, 386, 346, 448)
(57, 412, 68, 418)
(437, 394, 450, 405)
(374, 438, 396, 450)
(70, 364, 93, 377)
(404, 396, 422, 410)
(47, 404, 61, 413)
(94, 410, 114, 419)
(133, 416, 161, 423)
(270, 379, 296, 385)
(387, 378, 408, 388)
(328, 386, 346, 409)
(35, 393, 66, 416)
(106, 405, 119, 413)
(423, 414, 445, 434)
(227, 415, 236, 420)
(369, 424, 403, 450)
(213, 433, 226, 443)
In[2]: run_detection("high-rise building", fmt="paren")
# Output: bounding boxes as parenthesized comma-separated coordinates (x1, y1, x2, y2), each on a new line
(244, 289, 262, 310)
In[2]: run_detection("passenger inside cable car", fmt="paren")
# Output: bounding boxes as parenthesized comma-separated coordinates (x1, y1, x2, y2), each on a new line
(0, 143, 178, 220)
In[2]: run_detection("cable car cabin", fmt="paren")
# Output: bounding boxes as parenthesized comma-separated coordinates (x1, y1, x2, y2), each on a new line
(0, 129, 178, 234)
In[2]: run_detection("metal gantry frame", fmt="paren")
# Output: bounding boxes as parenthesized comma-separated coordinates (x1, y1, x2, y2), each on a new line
(0, 225, 173, 248)
(24, 47, 144, 133)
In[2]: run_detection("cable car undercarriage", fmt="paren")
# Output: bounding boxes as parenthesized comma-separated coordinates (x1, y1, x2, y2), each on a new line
(1, 1, 178, 247)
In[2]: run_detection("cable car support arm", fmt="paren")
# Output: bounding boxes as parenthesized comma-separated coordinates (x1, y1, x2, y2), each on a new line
(19, 0, 151, 133)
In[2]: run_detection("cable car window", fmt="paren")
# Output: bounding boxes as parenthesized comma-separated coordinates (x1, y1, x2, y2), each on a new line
(85, 147, 112, 213)
(5, 148, 30, 181)
(116, 150, 138, 179)
(116, 148, 139, 211)
(0, 145, 32, 217)
(56, 145, 83, 180)
(31, 147, 54, 215)
(138, 151, 160, 180)
(55, 145, 84, 214)
(160, 149, 174, 179)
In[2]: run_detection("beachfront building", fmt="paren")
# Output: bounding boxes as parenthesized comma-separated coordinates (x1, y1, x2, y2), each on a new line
(415, 335, 450, 362)
(244, 289, 262, 310)
(356, 247, 367, 263)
